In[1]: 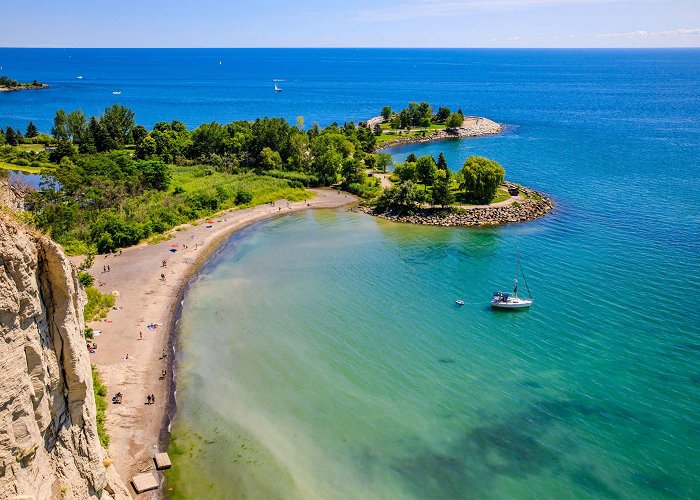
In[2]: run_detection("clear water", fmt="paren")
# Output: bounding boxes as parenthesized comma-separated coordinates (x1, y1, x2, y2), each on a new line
(2, 48, 699, 498)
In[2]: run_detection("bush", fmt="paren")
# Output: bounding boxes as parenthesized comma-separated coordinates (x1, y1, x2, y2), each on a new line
(84, 286, 115, 321)
(92, 366, 110, 448)
(78, 272, 95, 287)
(235, 190, 253, 205)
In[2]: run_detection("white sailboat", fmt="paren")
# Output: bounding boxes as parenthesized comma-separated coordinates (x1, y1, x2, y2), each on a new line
(491, 254, 533, 309)
(273, 79, 283, 92)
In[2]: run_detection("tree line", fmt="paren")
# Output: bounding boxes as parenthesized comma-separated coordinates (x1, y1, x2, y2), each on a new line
(379, 102, 465, 130)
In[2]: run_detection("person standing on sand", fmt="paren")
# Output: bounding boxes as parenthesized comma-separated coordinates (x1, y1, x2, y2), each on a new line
(139, 331, 143, 340)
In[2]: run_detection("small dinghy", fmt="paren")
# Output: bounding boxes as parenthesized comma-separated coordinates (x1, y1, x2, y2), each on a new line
(455, 299, 465, 306)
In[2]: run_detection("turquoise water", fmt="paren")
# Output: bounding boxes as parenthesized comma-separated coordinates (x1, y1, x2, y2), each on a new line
(169, 208, 699, 498)
(163, 49, 700, 499)
(3, 47, 697, 497)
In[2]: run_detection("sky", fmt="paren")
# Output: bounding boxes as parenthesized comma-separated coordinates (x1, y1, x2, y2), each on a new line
(1, 0, 699, 48)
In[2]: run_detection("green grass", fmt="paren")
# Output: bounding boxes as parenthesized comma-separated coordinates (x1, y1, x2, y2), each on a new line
(170, 167, 312, 208)
(454, 187, 512, 205)
(92, 366, 110, 448)
(491, 188, 511, 204)
(0, 161, 44, 174)
(16, 144, 45, 153)
(84, 286, 115, 322)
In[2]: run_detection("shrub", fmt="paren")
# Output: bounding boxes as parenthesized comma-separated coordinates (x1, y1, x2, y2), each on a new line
(92, 366, 110, 448)
(78, 272, 95, 287)
(84, 286, 115, 321)
(235, 190, 253, 205)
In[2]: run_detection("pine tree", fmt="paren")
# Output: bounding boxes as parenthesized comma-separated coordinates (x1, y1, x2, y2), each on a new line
(437, 152, 448, 170)
(26, 121, 38, 138)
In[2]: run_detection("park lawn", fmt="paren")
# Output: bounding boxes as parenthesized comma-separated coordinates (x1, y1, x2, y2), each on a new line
(16, 144, 46, 153)
(0, 161, 43, 174)
(453, 187, 511, 205)
(170, 166, 313, 208)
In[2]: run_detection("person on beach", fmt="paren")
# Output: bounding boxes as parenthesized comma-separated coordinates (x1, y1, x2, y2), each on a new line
(107, 265, 110, 272)
(139, 331, 143, 340)
(161, 273, 166, 281)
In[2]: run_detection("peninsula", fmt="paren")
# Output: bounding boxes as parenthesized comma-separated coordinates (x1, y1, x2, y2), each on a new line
(0, 75, 49, 92)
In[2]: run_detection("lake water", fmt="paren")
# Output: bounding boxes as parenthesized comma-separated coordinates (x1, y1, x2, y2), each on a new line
(2, 49, 699, 498)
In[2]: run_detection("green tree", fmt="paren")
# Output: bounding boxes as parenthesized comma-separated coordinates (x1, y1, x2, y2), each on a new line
(431, 169, 454, 207)
(52, 109, 68, 140)
(406, 153, 417, 163)
(436, 107, 451, 122)
(89, 117, 116, 152)
(376, 153, 392, 173)
(373, 123, 382, 136)
(138, 159, 171, 190)
(381, 106, 393, 120)
(341, 157, 364, 186)
(260, 146, 283, 170)
(446, 112, 464, 128)
(101, 104, 135, 147)
(132, 125, 148, 145)
(437, 152, 448, 170)
(5, 126, 19, 146)
(364, 154, 377, 170)
(394, 162, 417, 183)
(25, 121, 38, 138)
(312, 149, 342, 186)
(49, 140, 78, 163)
(135, 134, 157, 159)
(66, 110, 87, 143)
(415, 155, 438, 189)
(460, 156, 505, 204)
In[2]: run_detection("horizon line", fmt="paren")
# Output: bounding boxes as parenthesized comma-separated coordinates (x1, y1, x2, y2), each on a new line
(1, 46, 700, 50)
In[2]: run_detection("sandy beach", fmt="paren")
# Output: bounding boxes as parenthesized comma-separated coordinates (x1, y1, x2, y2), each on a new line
(87, 188, 355, 496)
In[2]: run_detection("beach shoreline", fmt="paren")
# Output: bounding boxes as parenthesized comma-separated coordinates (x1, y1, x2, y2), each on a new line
(87, 189, 356, 497)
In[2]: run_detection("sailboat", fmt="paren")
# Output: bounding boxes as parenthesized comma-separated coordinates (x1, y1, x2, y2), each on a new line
(491, 254, 533, 309)
(273, 79, 283, 92)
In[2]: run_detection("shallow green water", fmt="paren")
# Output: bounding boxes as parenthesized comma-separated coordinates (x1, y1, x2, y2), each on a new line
(167, 208, 699, 499)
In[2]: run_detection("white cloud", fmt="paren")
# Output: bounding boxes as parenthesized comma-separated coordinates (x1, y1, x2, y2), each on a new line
(589, 28, 700, 38)
(357, 0, 630, 22)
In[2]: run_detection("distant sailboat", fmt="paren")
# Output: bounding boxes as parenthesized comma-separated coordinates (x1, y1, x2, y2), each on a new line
(77, 75, 83, 79)
(219, 60, 222, 65)
(273, 79, 283, 92)
(491, 254, 533, 309)
(112, 91, 121, 95)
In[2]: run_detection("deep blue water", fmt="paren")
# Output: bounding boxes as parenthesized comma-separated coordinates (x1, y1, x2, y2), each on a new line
(3, 49, 700, 498)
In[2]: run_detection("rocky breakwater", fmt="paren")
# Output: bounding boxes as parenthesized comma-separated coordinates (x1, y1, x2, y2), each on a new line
(374, 116, 504, 151)
(0, 214, 129, 499)
(361, 184, 553, 227)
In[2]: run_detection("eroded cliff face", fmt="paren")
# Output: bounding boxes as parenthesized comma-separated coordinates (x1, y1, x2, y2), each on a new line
(0, 214, 129, 499)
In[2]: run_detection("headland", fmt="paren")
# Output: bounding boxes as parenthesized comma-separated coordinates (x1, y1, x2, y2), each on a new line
(359, 181, 553, 226)
(372, 115, 504, 152)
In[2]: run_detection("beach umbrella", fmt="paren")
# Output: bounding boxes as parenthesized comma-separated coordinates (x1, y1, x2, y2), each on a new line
(111, 291, 120, 297)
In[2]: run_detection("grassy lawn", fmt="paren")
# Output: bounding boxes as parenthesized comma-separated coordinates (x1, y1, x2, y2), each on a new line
(0, 161, 44, 174)
(16, 144, 46, 153)
(171, 167, 312, 208)
(453, 187, 511, 205)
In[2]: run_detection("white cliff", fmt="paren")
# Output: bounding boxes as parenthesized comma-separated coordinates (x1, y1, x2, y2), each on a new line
(0, 213, 130, 499)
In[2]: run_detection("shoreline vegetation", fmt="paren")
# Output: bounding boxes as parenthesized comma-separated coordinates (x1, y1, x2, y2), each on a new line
(0, 75, 49, 92)
(0, 101, 553, 495)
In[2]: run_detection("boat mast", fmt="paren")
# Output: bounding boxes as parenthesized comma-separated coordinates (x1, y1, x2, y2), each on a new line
(513, 253, 519, 298)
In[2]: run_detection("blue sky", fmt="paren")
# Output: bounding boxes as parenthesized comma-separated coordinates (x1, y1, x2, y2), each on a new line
(1, 0, 698, 48)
